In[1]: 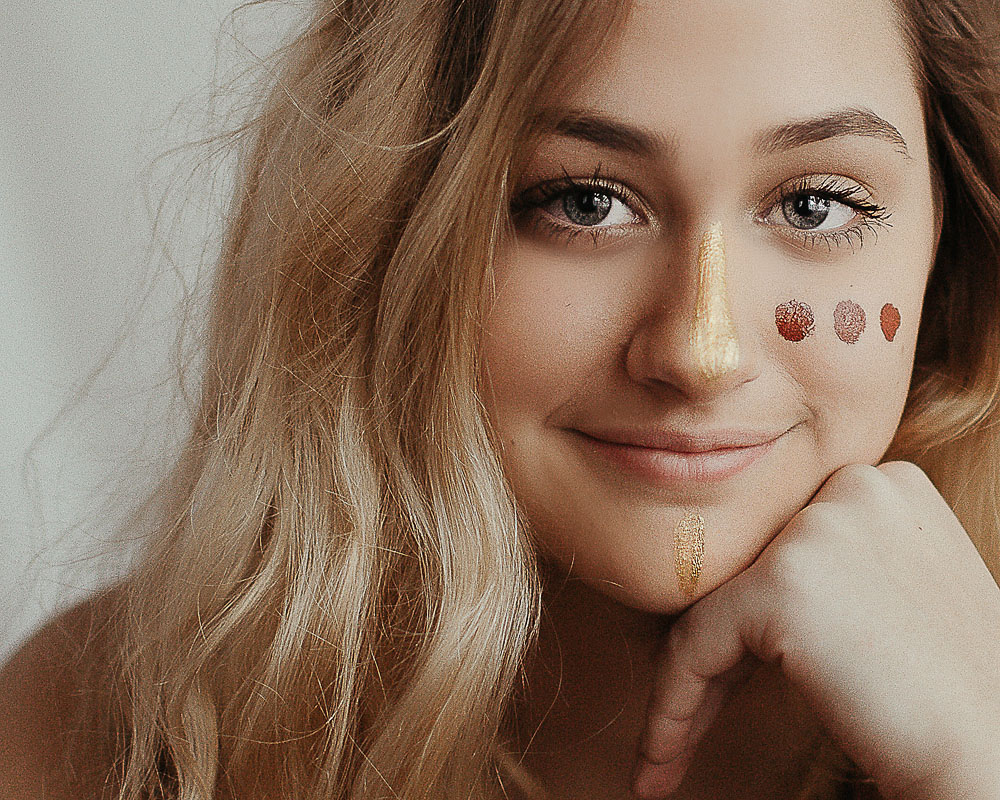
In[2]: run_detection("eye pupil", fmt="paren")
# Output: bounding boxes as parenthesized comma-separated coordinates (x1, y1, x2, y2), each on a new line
(564, 190, 612, 226)
(784, 193, 831, 230)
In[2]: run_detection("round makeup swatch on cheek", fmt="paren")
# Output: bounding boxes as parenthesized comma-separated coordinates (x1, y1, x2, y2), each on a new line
(880, 303, 901, 341)
(834, 300, 866, 344)
(775, 300, 815, 342)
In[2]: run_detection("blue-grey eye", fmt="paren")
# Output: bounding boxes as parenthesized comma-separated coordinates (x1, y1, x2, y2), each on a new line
(775, 192, 856, 233)
(783, 193, 832, 230)
(563, 190, 613, 226)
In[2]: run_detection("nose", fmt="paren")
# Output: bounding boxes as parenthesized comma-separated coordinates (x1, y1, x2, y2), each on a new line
(625, 221, 760, 400)
(691, 222, 740, 379)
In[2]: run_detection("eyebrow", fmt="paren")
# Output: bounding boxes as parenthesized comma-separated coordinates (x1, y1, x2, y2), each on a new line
(543, 106, 911, 161)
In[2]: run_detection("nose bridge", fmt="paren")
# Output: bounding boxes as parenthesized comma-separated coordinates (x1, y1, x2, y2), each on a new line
(627, 220, 757, 397)
(690, 222, 740, 380)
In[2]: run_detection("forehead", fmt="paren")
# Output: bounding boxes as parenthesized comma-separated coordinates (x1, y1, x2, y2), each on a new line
(546, 0, 923, 172)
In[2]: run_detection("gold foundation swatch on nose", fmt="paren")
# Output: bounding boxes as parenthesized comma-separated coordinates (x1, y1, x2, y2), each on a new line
(690, 221, 739, 379)
(674, 511, 705, 599)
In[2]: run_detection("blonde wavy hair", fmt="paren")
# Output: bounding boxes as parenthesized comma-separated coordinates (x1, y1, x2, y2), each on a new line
(83, 0, 1000, 798)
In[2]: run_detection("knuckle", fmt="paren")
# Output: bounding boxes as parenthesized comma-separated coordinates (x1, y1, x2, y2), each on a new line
(826, 462, 884, 493)
(758, 507, 838, 600)
(788, 500, 841, 535)
(756, 539, 813, 603)
(878, 459, 930, 488)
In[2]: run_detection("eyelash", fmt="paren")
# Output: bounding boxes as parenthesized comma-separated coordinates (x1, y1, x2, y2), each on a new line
(510, 167, 894, 253)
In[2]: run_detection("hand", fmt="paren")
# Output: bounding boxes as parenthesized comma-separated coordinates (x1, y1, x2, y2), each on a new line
(631, 462, 1000, 800)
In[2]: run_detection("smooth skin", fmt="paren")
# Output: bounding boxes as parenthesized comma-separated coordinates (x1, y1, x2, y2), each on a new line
(635, 462, 1000, 799)
(481, 0, 1000, 798)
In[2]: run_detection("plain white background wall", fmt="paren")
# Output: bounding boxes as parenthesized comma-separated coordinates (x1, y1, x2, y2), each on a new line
(0, 1, 302, 661)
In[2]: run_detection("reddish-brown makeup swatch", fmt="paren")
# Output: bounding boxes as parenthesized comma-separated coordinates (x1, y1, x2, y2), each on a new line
(775, 300, 815, 342)
(880, 303, 901, 341)
(834, 300, 866, 344)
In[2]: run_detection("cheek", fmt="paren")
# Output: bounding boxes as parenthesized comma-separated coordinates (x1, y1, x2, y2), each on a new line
(773, 294, 918, 464)
(480, 249, 624, 425)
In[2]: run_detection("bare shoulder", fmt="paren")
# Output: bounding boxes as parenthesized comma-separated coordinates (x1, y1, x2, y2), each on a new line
(0, 586, 126, 800)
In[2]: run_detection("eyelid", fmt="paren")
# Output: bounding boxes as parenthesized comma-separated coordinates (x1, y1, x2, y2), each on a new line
(517, 171, 880, 222)
(514, 174, 653, 222)
(754, 175, 894, 255)
(754, 173, 883, 217)
(512, 168, 892, 252)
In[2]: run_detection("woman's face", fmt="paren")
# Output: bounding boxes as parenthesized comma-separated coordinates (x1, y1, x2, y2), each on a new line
(480, 0, 941, 613)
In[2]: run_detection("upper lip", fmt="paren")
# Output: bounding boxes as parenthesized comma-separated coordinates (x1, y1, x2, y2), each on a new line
(575, 426, 789, 452)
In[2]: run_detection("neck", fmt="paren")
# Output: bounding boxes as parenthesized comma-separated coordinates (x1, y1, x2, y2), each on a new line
(502, 561, 828, 800)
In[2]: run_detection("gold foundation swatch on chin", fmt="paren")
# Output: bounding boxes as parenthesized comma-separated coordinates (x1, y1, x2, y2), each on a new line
(674, 511, 705, 599)
(690, 221, 739, 379)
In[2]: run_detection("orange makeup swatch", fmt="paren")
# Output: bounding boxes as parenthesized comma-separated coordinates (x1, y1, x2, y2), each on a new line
(775, 300, 898, 343)
(880, 303, 901, 341)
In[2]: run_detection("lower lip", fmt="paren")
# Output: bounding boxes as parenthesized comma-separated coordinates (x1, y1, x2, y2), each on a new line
(573, 432, 781, 486)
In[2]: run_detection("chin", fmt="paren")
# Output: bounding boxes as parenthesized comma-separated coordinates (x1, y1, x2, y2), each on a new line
(537, 549, 715, 616)
(535, 499, 803, 617)
(617, 571, 717, 614)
